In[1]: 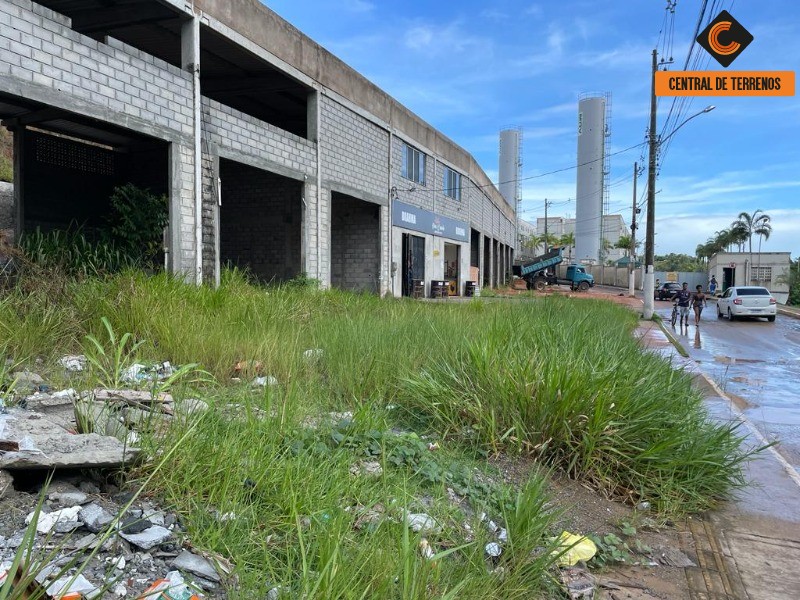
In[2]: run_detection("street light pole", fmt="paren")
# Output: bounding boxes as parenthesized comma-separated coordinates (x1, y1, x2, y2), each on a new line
(642, 48, 715, 319)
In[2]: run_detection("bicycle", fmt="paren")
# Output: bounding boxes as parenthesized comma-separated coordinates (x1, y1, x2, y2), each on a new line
(670, 301, 679, 327)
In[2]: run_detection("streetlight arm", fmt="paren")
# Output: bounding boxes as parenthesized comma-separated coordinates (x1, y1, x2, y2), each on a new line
(659, 105, 715, 146)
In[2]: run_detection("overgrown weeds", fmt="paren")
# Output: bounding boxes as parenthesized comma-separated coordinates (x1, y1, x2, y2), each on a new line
(0, 267, 759, 596)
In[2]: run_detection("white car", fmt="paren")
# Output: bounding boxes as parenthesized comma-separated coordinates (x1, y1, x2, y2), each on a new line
(716, 286, 777, 322)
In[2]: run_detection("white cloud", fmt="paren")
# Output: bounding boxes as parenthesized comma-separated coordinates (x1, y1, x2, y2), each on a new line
(342, 0, 375, 13)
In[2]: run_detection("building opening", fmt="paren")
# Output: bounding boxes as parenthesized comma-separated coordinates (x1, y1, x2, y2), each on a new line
(444, 242, 460, 296)
(401, 232, 425, 297)
(331, 192, 380, 293)
(219, 159, 302, 284)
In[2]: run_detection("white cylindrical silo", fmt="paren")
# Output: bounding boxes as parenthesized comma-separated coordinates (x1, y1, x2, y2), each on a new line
(575, 96, 606, 264)
(498, 128, 520, 207)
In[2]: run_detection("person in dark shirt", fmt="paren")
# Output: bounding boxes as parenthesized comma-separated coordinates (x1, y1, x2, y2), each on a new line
(674, 282, 692, 328)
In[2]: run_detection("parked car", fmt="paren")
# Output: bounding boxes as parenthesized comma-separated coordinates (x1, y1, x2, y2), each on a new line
(716, 286, 777, 322)
(655, 282, 682, 301)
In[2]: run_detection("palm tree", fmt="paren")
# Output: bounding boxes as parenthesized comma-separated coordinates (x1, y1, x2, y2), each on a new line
(559, 232, 576, 263)
(615, 235, 640, 258)
(733, 210, 771, 283)
(520, 233, 541, 256)
(754, 219, 772, 284)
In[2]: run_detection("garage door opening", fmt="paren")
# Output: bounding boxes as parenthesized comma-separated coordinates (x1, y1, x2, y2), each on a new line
(330, 192, 380, 293)
(219, 159, 302, 284)
(17, 126, 168, 266)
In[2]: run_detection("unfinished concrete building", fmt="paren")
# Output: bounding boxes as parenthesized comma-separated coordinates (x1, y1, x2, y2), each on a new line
(0, 0, 516, 296)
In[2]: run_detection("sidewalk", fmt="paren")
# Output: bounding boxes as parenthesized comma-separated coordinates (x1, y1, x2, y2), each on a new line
(635, 320, 800, 600)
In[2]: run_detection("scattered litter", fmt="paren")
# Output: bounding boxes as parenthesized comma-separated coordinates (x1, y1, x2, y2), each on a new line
(252, 376, 279, 387)
(485, 542, 502, 557)
(427, 442, 440, 451)
(45, 572, 101, 599)
(303, 348, 324, 361)
(497, 528, 508, 543)
(404, 512, 441, 534)
(419, 538, 435, 560)
(349, 461, 383, 477)
(60, 355, 87, 372)
(552, 532, 597, 566)
(636, 501, 651, 511)
(137, 570, 201, 599)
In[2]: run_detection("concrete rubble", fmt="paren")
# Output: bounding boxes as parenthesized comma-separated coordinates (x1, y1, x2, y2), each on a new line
(0, 369, 227, 598)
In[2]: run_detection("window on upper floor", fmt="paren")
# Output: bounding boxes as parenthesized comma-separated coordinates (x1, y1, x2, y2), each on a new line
(402, 143, 426, 185)
(443, 166, 461, 201)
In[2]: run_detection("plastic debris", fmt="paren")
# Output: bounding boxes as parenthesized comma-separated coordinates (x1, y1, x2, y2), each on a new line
(59, 355, 87, 372)
(404, 512, 441, 534)
(419, 538, 435, 560)
(485, 542, 502, 557)
(137, 571, 202, 599)
(552, 532, 598, 566)
(303, 348, 324, 361)
(252, 376, 279, 387)
(45, 573, 100, 599)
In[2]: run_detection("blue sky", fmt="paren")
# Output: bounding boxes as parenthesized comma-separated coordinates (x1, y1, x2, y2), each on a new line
(263, 1, 800, 258)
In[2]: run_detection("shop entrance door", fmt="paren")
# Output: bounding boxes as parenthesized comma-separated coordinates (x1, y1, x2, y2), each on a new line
(723, 267, 735, 292)
(444, 242, 460, 296)
(401, 233, 425, 297)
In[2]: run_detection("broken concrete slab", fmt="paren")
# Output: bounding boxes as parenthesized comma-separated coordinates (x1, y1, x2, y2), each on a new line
(119, 525, 172, 550)
(172, 549, 221, 582)
(92, 389, 173, 405)
(25, 505, 82, 534)
(79, 503, 116, 533)
(0, 408, 139, 471)
(49, 490, 89, 506)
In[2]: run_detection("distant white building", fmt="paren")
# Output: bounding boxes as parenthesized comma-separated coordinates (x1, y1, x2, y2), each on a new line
(531, 214, 630, 265)
(708, 251, 791, 304)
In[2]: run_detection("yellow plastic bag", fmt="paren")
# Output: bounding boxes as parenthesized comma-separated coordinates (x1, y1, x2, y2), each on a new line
(552, 531, 597, 566)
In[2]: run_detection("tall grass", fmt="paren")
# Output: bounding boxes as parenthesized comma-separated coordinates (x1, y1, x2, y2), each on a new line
(0, 268, 757, 594)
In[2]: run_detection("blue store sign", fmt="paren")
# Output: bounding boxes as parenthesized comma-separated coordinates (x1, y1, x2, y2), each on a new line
(392, 200, 469, 242)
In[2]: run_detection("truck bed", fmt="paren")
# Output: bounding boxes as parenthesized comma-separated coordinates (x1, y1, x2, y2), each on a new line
(512, 247, 563, 277)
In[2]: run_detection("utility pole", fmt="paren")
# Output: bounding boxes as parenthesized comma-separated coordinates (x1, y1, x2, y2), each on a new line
(643, 49, 658, 319)
(629, 162, 638, 297)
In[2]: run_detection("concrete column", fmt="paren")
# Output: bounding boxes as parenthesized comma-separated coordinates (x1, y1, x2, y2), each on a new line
(181, 16, 202, 284)
(478, 233, 484, 289)
(167, 143, 192, 277)
(489, 237, 495, 288)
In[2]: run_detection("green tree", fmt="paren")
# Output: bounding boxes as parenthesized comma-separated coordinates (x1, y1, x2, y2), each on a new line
(615, 235, 640, 258)
(733, 209, 771, 281)
(777, 258, 800, 306)
(654, 253, 704, 272)
(559, 232, 575, 263)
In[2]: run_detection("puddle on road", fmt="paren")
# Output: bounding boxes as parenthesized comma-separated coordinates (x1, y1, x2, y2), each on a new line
(714, 356, 765, 364)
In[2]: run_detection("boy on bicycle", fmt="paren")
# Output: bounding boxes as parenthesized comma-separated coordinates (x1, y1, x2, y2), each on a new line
(674, 282, 692, 328)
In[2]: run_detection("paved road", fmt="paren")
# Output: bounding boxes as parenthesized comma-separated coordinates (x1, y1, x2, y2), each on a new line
(654, 298, 800, 473)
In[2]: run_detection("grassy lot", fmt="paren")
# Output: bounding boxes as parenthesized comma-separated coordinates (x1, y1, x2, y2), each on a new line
(0, 269, 754, 598)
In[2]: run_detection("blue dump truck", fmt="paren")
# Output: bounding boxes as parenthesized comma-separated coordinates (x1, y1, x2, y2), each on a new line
(512, 247, 595, 292)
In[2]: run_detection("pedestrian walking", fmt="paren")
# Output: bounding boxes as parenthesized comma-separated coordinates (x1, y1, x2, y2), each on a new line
(708, 276, 718, 296)
(692, 285, 707, 326)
